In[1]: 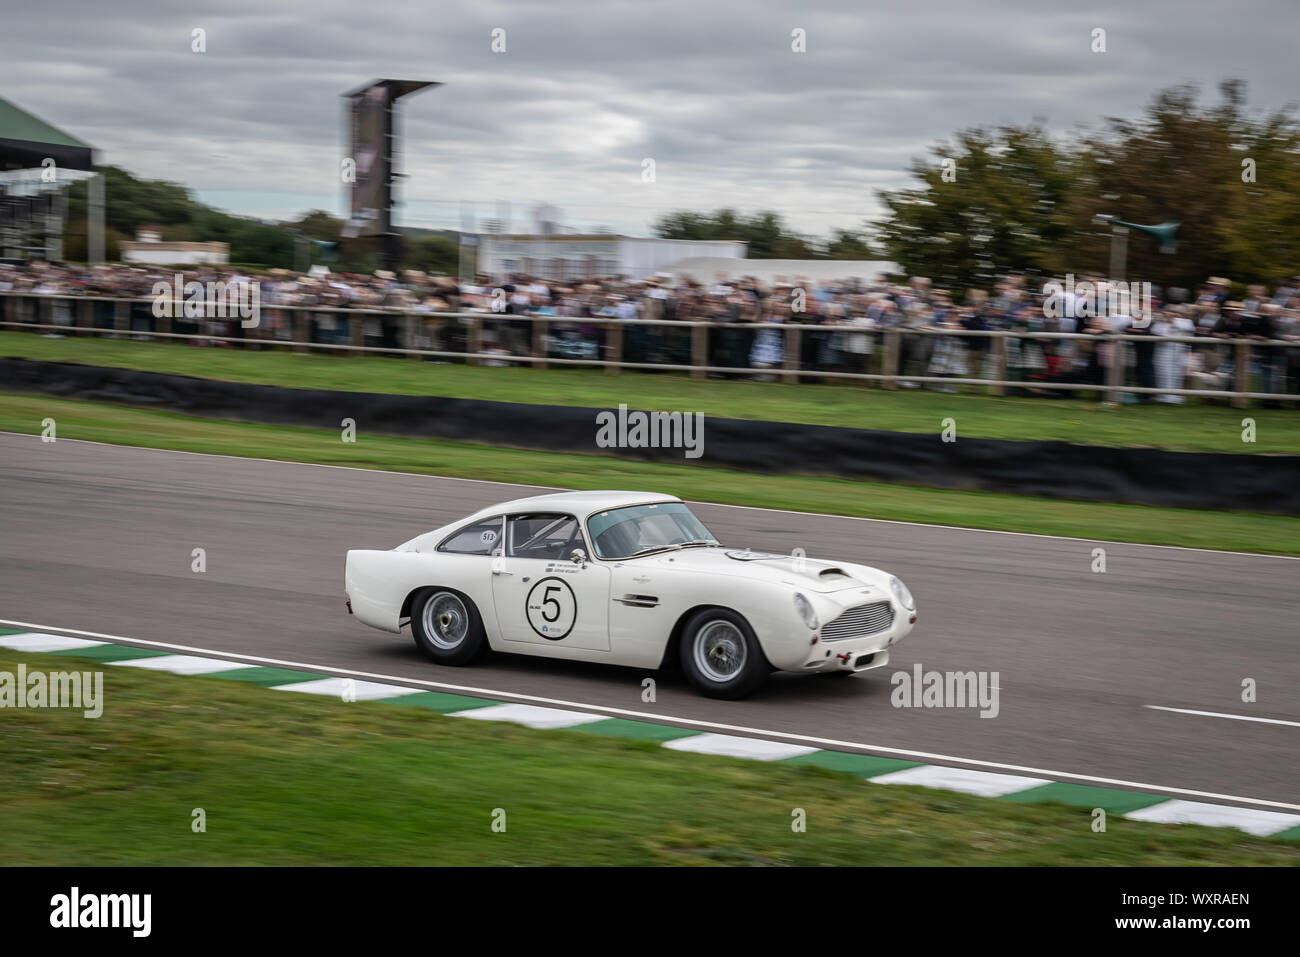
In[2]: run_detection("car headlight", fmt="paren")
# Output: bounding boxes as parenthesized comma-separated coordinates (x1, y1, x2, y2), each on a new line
(792, 592, 819, 630)
(889, 576, 915, 611)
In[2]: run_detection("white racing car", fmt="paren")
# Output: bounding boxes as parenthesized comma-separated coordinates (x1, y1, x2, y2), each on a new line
(344, 491, 916, 698)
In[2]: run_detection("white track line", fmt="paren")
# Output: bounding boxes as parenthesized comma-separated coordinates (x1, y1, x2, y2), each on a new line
(2, 430, 1295, 561)
(871, 765, 1051, 797)
(4, 616, 1298, 813)
(112, 654, 250, 676)
(450, 703, 608, 729)
(0, 633, 106, 653)
(1145, 705, 1300, 728)
(663, 733, 818, 761)
(1124, 800, 1300, 837)
(273, 677, 424, 701)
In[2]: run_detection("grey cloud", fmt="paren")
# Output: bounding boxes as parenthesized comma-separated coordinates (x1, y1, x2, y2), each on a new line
(3, 0, 1295, 236)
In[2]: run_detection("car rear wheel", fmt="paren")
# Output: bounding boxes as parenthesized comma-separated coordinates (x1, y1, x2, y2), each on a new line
(679, 608, 768, 699)
(410, 588, 486, 666)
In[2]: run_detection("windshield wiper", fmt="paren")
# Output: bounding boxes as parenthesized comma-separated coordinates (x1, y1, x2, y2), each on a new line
(627, 544, 680, 558)
(626, 540, 719, 558)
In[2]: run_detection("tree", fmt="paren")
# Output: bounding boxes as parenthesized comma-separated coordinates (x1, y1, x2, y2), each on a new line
(875, 80, 1300, 292)
(402, 234, 459, 275)
(872, 125, 1073, 294)
(825, 228, 879, 260)
(61, 165, 298, 268)
(653, 208, 817, 258)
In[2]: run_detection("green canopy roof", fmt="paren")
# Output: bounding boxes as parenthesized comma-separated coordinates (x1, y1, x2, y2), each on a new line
(0, 97, 96, 171)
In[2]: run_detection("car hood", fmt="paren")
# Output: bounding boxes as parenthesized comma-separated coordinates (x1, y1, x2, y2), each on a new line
(630, 547, 888, 594)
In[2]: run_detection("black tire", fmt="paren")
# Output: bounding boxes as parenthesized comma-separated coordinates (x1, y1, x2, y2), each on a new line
(678, 608, 769, 699)
(409, 588, 487, 666)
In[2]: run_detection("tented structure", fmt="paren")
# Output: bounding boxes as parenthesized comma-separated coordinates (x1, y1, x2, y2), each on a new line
(0, 97, 101, 261)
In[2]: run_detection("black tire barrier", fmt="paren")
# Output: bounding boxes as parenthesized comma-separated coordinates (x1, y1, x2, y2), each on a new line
(4, 357, 1297, 515)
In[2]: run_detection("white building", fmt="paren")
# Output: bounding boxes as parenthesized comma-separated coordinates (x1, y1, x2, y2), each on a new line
(663, 257, 900, 285)
(476, 235, 745, 281)
(120, 226, 228, 266)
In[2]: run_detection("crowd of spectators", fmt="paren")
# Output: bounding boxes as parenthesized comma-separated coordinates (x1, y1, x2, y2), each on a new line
(2, 260, 1298, 401)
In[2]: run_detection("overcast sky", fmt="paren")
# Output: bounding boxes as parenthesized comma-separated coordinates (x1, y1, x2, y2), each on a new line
(3, 0, 1296, 238)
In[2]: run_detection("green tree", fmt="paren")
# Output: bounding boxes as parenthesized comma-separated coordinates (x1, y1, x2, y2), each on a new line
(825, 228, 879, 260)
(653, 208, 817, 259)
(402, 234, 459, 275)
(872, 125, 1073, 293)
(875, 80, 1300, 292)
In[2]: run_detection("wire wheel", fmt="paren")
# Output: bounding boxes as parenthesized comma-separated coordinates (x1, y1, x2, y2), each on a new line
(422, 591, 469, 650)
(692, 619, 748, 683)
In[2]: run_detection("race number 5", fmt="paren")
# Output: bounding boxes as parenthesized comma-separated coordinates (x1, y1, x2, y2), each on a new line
(525, 577, 577, 640)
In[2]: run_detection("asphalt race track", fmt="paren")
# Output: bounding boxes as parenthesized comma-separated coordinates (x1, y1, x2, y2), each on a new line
(1, 431, 1297, 809)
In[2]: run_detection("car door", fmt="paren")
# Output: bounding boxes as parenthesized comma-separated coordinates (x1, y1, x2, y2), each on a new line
(489, 513, 610, 651)
(433, 514, 506, 635)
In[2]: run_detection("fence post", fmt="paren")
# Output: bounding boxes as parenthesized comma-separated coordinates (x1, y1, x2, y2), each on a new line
(349, 310, 364, 357)
(403, 313, 419, 358)
(113, 300, 128, 334)
(604, 320, 623, 374)
(781, 326, 802, 384)
(1105, 335, 1124, 405)
(690, 323, 708, 380)
(1232, 341, 1251, 409)
(882, 328, 900, 389)
(155, 296, 171, 340)
(292, 309, 310, 354)
(532, 318, 549, 369)
(76, 298, 91, 336)
(466, 316, 482, 366)
(991, 334, 1007, 396)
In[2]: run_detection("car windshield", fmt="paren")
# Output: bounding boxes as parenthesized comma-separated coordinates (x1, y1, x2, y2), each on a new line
(587, 502, 719, 559)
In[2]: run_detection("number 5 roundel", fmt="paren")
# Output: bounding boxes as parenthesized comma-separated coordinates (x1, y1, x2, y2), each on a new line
(525, 577, 577, 640)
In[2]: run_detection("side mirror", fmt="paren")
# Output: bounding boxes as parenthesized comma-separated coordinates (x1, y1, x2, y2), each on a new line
(570, 548, 587, 565)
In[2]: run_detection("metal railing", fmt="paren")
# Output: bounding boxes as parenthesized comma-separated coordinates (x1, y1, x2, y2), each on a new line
(2, 291, 1298, 407)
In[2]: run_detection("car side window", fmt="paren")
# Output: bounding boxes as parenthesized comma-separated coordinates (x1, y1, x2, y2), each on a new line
(437, 517, 503, 555)
(506, 513, 582, 561)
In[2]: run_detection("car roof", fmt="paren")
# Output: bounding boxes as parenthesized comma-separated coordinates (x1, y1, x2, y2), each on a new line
(466, 490, 681, 521)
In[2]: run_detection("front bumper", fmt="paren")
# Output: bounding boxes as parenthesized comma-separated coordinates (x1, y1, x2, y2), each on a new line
(767, 600, 915, 673)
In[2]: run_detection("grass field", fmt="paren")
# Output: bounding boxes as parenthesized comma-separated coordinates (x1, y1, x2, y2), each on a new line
(4, 331, 1297, 453)
(4, 391, 1299, 554)
(2, 648, 1295, 866)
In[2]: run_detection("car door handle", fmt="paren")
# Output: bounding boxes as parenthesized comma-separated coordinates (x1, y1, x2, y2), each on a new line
(492, 569, 514, 577)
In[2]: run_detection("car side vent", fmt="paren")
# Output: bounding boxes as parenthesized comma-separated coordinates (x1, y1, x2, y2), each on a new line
(614, 594, 659, 608)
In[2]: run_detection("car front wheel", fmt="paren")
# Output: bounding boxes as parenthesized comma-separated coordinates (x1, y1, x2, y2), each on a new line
(679, 608, 768, 699)
(410, 588, 486, 666)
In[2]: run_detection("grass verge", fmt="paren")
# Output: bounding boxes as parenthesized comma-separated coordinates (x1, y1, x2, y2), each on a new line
(3, 391, 1298, 554)
(4, 331, 1297, 453)
(1, 649, 1295, 865)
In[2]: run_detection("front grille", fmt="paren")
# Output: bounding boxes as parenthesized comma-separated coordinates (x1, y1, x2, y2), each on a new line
(820, 601, 893, 641)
